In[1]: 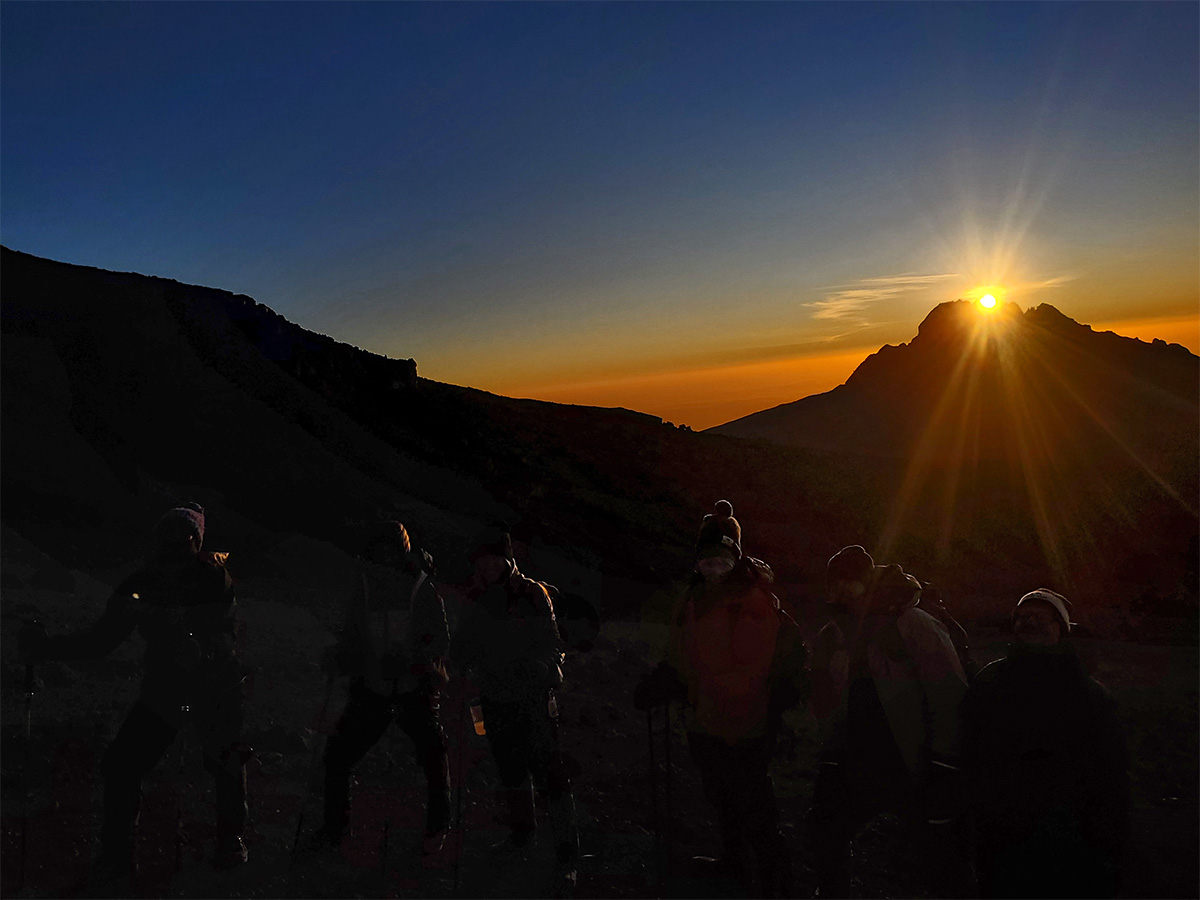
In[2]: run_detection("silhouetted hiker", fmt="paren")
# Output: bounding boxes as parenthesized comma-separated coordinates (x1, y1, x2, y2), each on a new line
(808, 545, 971, 898)
(311, 521, 452, 859)
(449, 525, 579, 893)
(636, 500, 807, 898)
(18, 502, 250, 879)
(964, 589, 1130, 899)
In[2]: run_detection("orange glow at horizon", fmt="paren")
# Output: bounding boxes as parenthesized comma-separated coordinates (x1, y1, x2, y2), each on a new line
(1090, 313, 1200, 355)
(500, 348, 874, 430)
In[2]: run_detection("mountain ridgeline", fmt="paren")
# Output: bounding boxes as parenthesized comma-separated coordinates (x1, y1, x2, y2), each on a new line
(2, 246, 1196, 628)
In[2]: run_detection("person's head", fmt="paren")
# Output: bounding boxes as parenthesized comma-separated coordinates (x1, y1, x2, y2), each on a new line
(362, 521, 410, 568)
(1012, 589, 1073, 646)
(471, 524, 514, 586)
(826, 545, 874, 609)
(695, 500, 741, 584)
(154, 502, 205, 560)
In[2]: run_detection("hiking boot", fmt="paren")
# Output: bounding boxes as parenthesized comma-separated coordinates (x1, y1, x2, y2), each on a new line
(212, 836, 248, 871)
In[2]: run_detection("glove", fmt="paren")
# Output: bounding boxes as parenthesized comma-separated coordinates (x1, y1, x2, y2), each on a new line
(18, 620, 49, 663)
(633, 662, 685, 711)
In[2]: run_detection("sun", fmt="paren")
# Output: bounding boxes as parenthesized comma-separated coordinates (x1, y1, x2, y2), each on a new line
(971, 286, 1006, 313)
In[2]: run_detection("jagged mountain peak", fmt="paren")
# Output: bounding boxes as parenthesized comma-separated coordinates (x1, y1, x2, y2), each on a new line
(713, 299, 1198, 463)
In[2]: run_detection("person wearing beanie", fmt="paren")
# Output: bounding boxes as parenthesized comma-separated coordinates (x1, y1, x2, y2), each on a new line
(694, 499, 742, 563)
(964, 590, 1129, 898)
(808, 545, 972, 899)
(635, 500, 807, 898)
(449, 524, 579, 892)
(311, 521, 452, 860)
(18, 503, 250, 879)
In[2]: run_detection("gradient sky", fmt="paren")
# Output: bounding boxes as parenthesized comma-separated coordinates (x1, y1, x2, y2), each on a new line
(3, 2, 1197, 429)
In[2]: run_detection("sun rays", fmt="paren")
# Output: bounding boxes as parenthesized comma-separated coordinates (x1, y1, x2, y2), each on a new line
(875, 298, 1196, 593)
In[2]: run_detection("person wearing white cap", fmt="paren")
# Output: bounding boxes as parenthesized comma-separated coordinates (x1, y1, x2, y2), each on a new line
(963, 589, 1130, 898)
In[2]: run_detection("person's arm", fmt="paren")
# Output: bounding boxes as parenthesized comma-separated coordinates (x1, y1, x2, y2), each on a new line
(898, 609, 968, 765)
(410, 577, 451, 688)
(809, 620, 849, 721)
(522, 581, 565, 687)
(769, 594, 811, 715)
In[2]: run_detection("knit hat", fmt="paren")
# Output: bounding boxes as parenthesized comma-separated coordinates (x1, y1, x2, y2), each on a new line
(473, 523, 514, 561)
(1015, 589, 1074, 633)
(363, 520, 411, 559)
(695, 500, 741, 560)
(155, 501, 205, 546)
(827, 545, 874, 585)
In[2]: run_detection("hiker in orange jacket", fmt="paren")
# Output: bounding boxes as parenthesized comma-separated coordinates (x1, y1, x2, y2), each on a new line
(637, 501, 808, 898)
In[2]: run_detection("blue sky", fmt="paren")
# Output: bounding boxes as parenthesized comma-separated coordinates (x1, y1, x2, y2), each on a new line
(3, 2, 1196, 427)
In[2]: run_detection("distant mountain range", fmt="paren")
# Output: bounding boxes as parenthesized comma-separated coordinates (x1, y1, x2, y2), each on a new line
(2, 247, 1196, 626)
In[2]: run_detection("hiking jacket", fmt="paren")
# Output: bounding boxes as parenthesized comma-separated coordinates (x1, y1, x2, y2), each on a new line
(963, 643, 1130, 859)
(450, 567, 565, 703)
(670, 559, 808, 744)
(40, 551, 239, 691)
(333, 553, 450, 696)
(812, 606, 967, 779)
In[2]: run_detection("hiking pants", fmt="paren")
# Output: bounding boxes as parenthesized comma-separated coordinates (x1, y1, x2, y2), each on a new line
(687, 730, 790, 896)
(100, 679, 247, 859)
(322, 680, 450, 836)
(481, 693, 578, 864)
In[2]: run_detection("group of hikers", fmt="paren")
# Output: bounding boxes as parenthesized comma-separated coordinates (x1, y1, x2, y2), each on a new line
(634, 500, 1130, 899)
(15, 498, 1130, 899)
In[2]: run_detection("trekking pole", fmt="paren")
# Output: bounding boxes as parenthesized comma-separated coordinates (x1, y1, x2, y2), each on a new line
(663, 701, 673, 892)
(288, 673, 336, 860)
(452, 681, 470, 896)
(379, 689, 402, 893)
(17, 663, 37, 893)
(173, 713, 189, 877)
(646, 706, 662, 895)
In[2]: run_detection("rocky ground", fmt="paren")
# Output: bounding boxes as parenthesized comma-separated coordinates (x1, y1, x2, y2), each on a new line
(1, 531, 1196, 899)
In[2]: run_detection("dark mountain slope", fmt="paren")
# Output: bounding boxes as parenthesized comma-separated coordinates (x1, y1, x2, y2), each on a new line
(0, 247, 865, 607)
